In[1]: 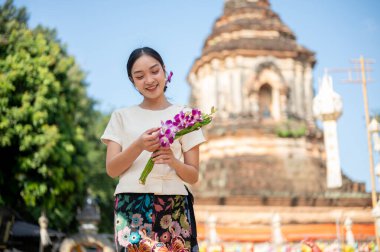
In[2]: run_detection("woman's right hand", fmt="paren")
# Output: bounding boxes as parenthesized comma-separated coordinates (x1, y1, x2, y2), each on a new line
(137, 127, 161, 152)
(105, 128, 160, 178)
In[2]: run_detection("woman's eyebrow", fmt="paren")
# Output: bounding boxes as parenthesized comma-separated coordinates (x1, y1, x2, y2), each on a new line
(133, 70, 143, 75)
(133, 64, 159, 75)
(150, 64, 159, 69)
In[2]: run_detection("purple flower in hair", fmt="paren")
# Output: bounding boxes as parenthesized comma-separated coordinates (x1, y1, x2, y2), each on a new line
(166, 71, 173, 84)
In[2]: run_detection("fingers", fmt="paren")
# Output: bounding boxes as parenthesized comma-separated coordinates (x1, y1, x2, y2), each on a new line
(152, 154, 171, 161)
(146, 127, 160, 134)
(146, 142, 160, 152)
(151, 147, 173, 163)
(145, 128, 160, 139)
(153, 155, 171, 164)
(144, 137, 159, 146)
(144, 131, 159, 141)
(151, 148, 171, 158)
(140, 128, 160, 152)
(140, 129, 173, 153)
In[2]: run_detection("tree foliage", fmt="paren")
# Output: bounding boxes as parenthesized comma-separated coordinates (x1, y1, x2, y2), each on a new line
(85, 112, 117, 233)
(0, 0, 115, 232)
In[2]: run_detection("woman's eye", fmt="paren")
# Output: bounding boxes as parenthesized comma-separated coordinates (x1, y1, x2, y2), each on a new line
(152, 71, 159, 74)
(135, 76, 144, 80)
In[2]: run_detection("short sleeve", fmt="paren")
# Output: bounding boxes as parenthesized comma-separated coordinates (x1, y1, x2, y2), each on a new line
(100, 111, 124, 146)
(179, 128, 206, 152)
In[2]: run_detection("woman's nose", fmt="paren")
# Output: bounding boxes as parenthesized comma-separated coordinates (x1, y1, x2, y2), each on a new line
(145, 74, 154, 84)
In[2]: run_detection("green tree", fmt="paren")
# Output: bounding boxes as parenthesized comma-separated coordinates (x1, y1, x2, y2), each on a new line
(86, 111, 117, 233)
(0, 0, 115, 232)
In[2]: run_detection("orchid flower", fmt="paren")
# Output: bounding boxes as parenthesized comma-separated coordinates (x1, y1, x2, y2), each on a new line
(166, 71, 173, 84)
(139, 107, 216, 184)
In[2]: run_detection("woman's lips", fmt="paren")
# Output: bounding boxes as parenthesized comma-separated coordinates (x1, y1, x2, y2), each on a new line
(145, 84, 159, 91)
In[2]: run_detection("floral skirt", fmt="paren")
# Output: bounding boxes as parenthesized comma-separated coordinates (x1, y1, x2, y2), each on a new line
(114, 192, 198, 251)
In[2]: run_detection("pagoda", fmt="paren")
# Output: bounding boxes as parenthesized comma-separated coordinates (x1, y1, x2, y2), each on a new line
(187, 0, 374, 246)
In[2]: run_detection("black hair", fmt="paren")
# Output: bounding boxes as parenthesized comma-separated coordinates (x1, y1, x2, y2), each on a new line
(127, 47, 165, 76)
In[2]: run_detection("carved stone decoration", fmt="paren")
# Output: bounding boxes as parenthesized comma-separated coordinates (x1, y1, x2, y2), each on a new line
(38, 212, 51, 250)
(59, 234, 114, 252)
(76, 196, 101, 235)
(59, 195, 114, 252)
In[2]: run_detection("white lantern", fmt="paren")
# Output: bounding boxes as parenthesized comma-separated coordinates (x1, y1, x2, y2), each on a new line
(376, 162, 380, 177)
(369, 118, 380, 134)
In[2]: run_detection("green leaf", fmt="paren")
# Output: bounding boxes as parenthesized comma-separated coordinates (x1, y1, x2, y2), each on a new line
(0, 0, 115, 232)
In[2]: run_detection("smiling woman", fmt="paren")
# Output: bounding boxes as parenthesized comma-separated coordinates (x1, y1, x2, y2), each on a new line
(131, 57, 166, 98)
(100, 47, 206, 250)
(127, 47, 169, 98)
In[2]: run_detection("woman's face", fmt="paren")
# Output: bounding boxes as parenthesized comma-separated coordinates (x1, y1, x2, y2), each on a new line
(130, 54, 166, 99)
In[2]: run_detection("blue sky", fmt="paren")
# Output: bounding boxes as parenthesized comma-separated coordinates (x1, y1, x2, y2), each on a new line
(10, 0, 380, 192)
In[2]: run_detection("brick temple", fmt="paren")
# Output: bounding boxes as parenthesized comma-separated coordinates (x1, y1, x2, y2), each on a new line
(187, 0, 374, 245)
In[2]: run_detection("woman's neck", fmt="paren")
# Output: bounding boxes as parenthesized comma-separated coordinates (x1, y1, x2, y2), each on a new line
(139, 97, 171, 110)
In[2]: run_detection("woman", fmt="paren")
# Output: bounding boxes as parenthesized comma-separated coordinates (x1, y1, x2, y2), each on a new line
(101, 47, 204, 251)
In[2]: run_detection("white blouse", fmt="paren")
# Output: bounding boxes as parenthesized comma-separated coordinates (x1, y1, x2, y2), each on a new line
(100, 104, 205, 195)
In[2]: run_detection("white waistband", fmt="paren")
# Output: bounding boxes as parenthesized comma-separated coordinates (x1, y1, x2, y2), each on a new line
(149, 173, 179, 180)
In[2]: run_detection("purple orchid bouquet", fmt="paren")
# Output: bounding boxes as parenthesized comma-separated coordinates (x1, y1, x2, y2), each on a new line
(139, 107, 216, 184)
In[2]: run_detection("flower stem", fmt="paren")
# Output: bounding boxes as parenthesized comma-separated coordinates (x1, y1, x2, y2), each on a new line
(139, 158, 154, 185)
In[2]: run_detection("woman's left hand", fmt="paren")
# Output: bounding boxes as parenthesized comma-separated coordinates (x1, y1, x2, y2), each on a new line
(151, 147, 177, 166)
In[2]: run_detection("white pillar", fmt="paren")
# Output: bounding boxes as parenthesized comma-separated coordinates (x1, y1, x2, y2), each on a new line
(323, 120, 343, 188)
(344, 217, 355, 247)
(313, 73, 343, 188)
(271, 213, 284, 246)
